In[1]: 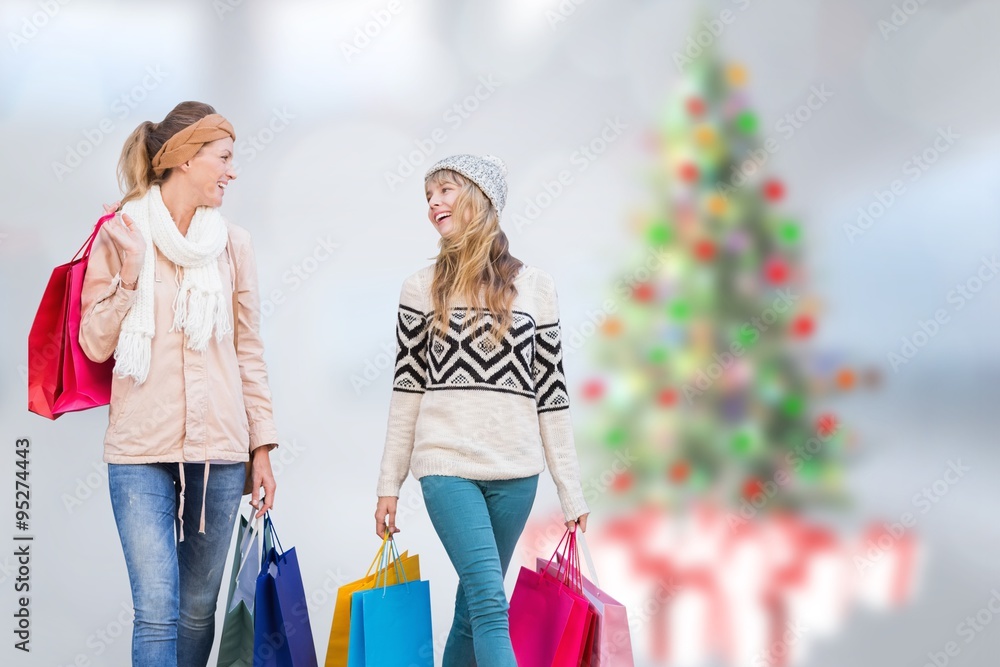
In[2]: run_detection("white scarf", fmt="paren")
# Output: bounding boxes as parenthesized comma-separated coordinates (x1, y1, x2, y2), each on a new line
(114, 185, 231, 383)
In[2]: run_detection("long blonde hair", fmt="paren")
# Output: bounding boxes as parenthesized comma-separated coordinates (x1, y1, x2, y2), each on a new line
(428, 169, 523, 342)
(117, 101, 218, 205)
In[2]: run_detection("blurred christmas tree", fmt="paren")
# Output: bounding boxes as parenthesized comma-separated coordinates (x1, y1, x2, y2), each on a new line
(579, 45, 855, 518)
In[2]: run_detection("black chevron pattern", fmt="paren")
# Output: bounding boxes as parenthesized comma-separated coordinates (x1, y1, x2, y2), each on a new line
(533, 322, 570, 412)
(390, 305, 570, 411)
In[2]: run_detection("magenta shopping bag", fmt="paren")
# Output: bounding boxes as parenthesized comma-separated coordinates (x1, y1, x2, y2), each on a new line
(510, 529, 592, 667)
(537, 532, 635, 666)
(28, 211, 116, 419)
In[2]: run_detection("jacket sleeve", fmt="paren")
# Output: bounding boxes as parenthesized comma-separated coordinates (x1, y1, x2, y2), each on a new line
(376, 274, 429, 497)
(533, 273, 590, 522)
(79, 224, 137, 363)
(232, 233, 279, 452)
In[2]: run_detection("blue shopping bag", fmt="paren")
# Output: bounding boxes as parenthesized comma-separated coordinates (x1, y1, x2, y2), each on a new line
(253, 514, 319, 667)
(346, 534, 433, 667)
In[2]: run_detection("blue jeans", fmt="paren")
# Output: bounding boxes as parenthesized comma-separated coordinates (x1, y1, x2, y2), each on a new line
(420, 474, 538, 667)
(108, 462, 244, 667)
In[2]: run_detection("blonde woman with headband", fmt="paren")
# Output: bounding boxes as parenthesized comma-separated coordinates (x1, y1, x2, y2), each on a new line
(79, 101, 279, 667)
(375, 154, 590, 666)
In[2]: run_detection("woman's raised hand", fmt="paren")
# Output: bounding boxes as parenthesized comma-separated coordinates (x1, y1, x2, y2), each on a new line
(104, 213, 146, 285)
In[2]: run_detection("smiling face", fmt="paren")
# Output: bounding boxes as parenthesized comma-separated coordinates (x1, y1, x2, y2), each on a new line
(426, 173, 462, 237)
(184, 137, 236, 208)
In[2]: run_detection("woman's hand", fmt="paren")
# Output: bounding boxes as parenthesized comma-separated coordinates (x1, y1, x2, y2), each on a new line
(103, 212, 146, 287)
(249, 445, 276, 519)
(566, 512, 589, 533)
(375, 496, 400, 538)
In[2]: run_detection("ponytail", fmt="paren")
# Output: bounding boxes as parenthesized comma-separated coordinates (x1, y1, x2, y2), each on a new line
(118, 121, 156, 205)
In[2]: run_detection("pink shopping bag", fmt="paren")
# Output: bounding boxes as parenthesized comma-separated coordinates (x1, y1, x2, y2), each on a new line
(512, 529, 593, 667)
(537, 531, 635, 667)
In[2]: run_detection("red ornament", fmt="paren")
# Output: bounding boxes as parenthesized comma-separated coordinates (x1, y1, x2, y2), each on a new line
(742, 477, 764, 499)
(694, 239, 716, 261)
(612, 471, 634, 493)
(763, 179, 785, 201)
(764, 256, 789, 284)
(657, 388, 678, 406)
(816, 413, 838, 437)
(633, 283, 654, 302)
(791, 315, 815, 338)
(686, 97, 706, 117)
(669, 461, 690, 483)
(679, 162, 700, 183)
(581, 379, 605, 401)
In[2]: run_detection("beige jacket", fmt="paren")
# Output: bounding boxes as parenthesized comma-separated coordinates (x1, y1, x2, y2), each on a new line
(80, 221, 279, 465)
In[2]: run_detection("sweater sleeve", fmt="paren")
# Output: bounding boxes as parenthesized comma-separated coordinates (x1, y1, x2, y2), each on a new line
(533, 273, 590, 522)
(376, 273, 430, 497)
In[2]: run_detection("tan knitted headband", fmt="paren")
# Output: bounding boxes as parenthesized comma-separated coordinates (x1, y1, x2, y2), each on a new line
(151, 113, 236, 177)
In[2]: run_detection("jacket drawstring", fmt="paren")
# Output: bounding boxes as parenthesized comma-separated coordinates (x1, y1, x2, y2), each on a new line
(200, 462, 211, 535)
(178, 463, 186, 542)
(176, 461, 211, 542)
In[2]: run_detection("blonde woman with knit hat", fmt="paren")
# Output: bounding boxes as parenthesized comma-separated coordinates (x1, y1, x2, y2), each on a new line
(79, 101, 279, 667)
(375, 154, 590, 666)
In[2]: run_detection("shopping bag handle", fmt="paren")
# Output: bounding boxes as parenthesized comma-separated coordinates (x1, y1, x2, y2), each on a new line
(543, 527, 583, 593)
(73, 210, 118, 262)
(262, 512, 285, 557)
(375, 531, 408, 592)
(577, 530, 600, 589)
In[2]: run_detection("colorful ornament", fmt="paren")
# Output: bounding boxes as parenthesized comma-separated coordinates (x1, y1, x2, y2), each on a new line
(707, 194, 727, 216)
(581, 379, 605, 401)
(695, 124, 717, 147)
(633, 283, 655, 302)
(778, 219, 801, 244)
(686, 97, 706, 117)
(679, 162, 700, 183)
(736, 110, 758, 135)
(836, 368, 856, 390)
(657, 388, 678, 407)
(727, 63, 749, 87)
(612, 471, 634, 493)
(816, 413, 838, 437)
(764, 256, 789, 284)
(694, 239, 716, 261)
(647, 220, 673, 246)
(791, 315, 815, 338)
(763, 179, 785, 201)
(669, 461, 691, 483)
(602, 317, 624, 336)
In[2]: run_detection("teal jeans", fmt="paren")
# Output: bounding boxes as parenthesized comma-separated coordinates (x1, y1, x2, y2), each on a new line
(420, 474, 538, 667)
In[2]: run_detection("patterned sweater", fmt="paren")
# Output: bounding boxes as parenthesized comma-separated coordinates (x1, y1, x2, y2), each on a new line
(376, 264, 590, 521)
